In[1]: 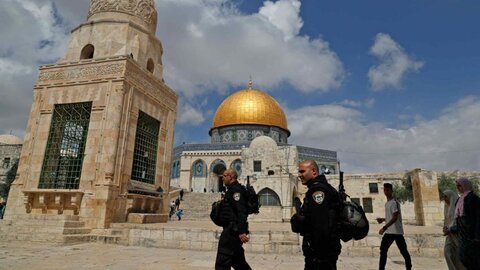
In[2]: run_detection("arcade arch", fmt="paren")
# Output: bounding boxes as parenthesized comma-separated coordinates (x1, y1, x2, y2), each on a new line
(230, 159, 242, 176)
(210, 159, 226, 192)
(191, 159, 206, 192)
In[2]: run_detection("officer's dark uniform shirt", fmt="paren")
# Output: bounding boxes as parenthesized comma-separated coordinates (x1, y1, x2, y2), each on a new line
(223, 181, 249, 234)
(299, 175, 341, 259)
(215, 180, 252, 270)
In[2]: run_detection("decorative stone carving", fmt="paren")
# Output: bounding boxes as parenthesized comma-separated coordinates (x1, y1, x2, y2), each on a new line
(22, 190, 84, 215)
(38, 63, 124, 84)
(126, 62, 177, 111)
(88, 0, 157, 27)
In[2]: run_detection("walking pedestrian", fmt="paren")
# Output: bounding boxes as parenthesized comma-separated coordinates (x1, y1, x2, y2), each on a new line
(376, 183, 412, 270)
(449, 177, 480, 270)
(442, 190, 466, 270)
(290, 160, 342, 270)
(214, 169, 251, 270)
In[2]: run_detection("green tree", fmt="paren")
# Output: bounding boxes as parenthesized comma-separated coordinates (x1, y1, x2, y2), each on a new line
(393, 171, 413, 203)
(438, 174, 480, 200)
(437, 173, 456, 200)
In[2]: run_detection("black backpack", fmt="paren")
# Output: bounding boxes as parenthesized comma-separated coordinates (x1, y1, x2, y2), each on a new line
(337, 200, 369, 242)
(210, 201, 226, 227)
(244, 177, 260, 215)
(336, 171, 369, 242)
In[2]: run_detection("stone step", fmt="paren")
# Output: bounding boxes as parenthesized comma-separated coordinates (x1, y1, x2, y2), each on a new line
(63, 234, 123, 245)
(63, 221, 87, 228)
(177, 193, 220, 220)
(110, 229, 128, 236)
(62, 228, 92, 235)
(21, 214, 80, 221)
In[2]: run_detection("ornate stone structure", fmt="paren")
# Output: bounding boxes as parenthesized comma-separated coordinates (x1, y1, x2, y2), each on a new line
(3, 0, 177, 240)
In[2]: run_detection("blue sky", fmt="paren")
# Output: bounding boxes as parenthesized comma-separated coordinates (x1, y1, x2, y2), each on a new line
(0, 0, 479, 172)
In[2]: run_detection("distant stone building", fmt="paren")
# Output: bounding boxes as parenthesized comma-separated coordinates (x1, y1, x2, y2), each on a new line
(3, 0, 177, 241)
(0, 135, 22, 199)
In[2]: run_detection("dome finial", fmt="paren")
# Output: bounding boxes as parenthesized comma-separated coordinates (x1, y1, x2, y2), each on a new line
(248, 77, 253, 89)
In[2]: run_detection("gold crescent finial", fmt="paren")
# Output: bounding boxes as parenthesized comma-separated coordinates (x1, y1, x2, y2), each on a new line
(248, 77, 253, 89)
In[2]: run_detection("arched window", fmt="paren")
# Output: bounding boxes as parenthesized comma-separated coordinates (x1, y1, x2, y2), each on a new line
(230, 159, 242, 176)
(211, 159, 226, 175)
(192, 160, 207, 177)
(258, 188, 281, 206)
(146, 58, 154, 73)
(80, 44, 94, 59)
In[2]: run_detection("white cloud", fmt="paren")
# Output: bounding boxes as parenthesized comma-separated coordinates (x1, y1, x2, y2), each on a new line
(177, 103, 206, 126)
(337, 98, 375, 109)
(0, 0, 344, 135)
(288, 96, 480, 172)
(368, 33, 424, 91)
(0, 0, 73, 136)
(156, 0, 344, 97)
(0, 59, 33, 74)
(259, 0, 303, 40)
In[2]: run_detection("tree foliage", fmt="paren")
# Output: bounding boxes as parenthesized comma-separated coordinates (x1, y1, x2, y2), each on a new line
(437, 174, 457, 200)
(393, 171, 414, 203)
(438, 173, 480, 200)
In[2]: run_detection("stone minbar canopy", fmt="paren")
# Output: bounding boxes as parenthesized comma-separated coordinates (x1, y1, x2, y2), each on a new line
(4, 0, 178, 237)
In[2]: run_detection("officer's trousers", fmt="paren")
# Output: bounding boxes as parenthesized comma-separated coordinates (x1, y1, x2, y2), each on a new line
(304, 256, 337, 270)
(215, 229, 251, 270)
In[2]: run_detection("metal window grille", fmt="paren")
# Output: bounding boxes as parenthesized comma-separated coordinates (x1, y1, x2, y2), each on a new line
(259, 188, 281, 206)
(39, 102, 92, 189)
(131, 111, 160, 184)
(369, 183, 379, 193)
(362, 197, 373, 213)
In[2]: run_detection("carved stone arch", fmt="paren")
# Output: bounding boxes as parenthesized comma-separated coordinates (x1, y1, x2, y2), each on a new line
(210, 159, 226, 175)
(210, 159, 227, 192)
(230, 159, 242, 176)
(80, 44, 95, 59)
(258, 188, 281, 206)
(191, 159, 206, 177)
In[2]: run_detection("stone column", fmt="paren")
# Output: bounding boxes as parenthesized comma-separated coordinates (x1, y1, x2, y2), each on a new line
(411, 169, 443, 226)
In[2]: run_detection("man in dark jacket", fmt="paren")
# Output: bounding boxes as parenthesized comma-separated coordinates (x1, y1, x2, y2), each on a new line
(291, 160, 341, 270)
(214, 169, 251, 270)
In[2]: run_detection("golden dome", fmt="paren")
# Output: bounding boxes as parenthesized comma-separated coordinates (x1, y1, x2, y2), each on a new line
(210, 84, 289, 134)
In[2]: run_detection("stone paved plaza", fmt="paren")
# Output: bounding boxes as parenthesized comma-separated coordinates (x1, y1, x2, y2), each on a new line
(0, 241, 447, 270)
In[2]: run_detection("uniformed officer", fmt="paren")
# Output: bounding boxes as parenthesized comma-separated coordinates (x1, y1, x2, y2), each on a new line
(214, 169, 252, 270)
(291, 160, 342, 270)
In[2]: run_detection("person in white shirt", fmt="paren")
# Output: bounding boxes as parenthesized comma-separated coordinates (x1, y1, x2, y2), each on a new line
(376, 183, 412, 270)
